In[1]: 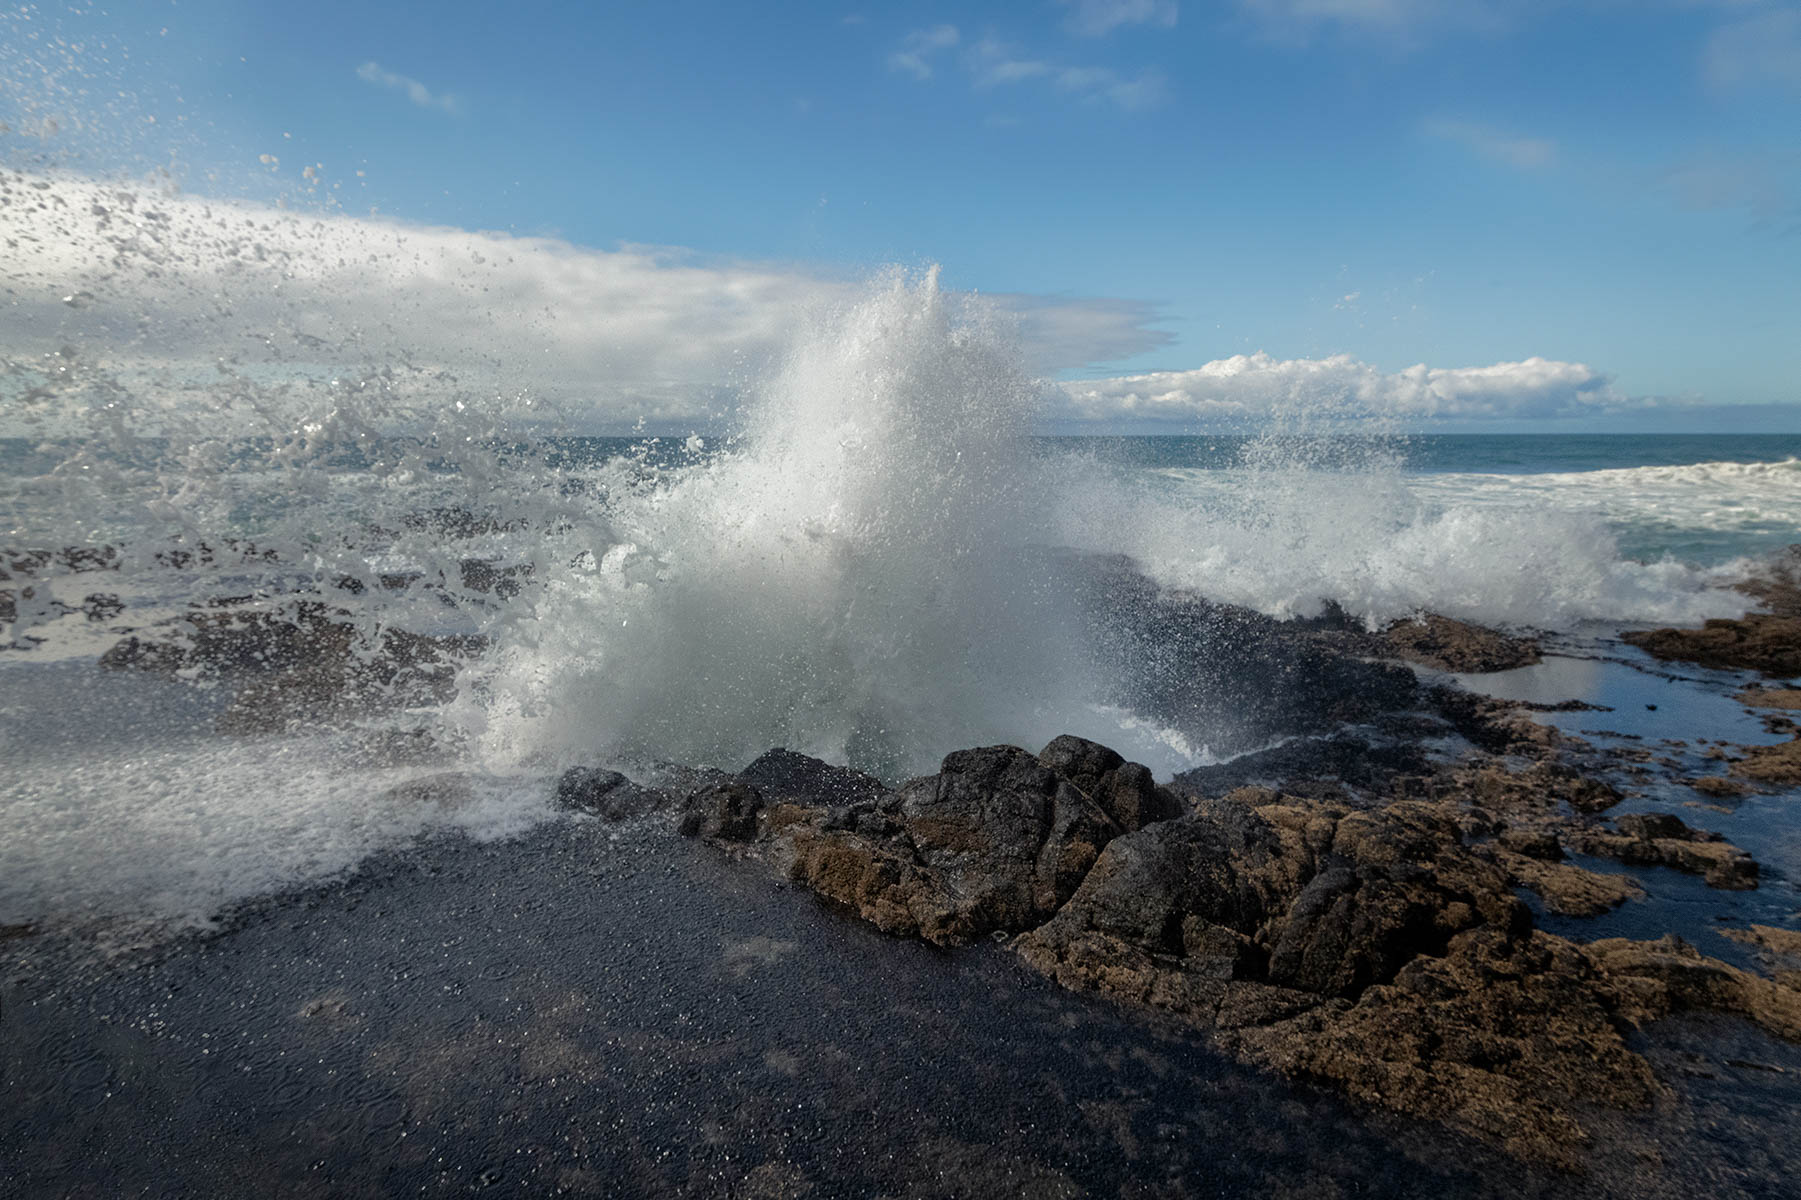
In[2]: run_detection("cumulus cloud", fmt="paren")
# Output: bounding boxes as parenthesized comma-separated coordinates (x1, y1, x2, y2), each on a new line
(1057, 0, 1181, 37)
(1424, 117, 1556, 168)
(889, 25, 960, 80)
(0, 172, 1167, 435)
(354, 61, 460, 114)
(1049, 353, 1639, 424)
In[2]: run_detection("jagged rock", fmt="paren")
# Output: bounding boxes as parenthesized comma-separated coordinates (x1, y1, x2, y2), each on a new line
(1497, 827, 1563, 860)
(1227, 930, 1660, 1171)
(1018, 791, 1526, 1007)
(675, 733, 1801, 1169)
(1446, 759, 1621, 816)
(1378, 613, 1542, 674)
(678, 781, 764, 842)
(1571, 814, 1760, 890)
(556, 767, 663, 820)
(1591, 935, 1801, 1041)
(735, 748, 887, 810)
(1729, 735, 1801, 786)
(1623, 616, 1801, 676)
(1037, 734, 1183, 832)
(1427, 687, 1575, 756)
(894, 745, 1121, 932)
(1488, 848, 1644, 918)
(683, 740, 1183, 946)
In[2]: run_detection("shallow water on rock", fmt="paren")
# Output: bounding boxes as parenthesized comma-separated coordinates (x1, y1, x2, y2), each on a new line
(4, 815, 1799, 1198)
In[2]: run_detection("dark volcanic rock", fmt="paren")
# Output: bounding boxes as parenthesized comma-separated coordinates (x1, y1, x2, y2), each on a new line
(1065, 556, 1420, 756)
(894, 745, 1121, 933)
(736, 747, 888, 810)
(556, 767, 664, 820)
(100, 603, 484, 733)
(679, 731, 1801, 1168)
(687, 740, 1174, 946)
(1038, 734, 1184, 832)
(679, 781, 765, 842)
(1018, 791, 1527, 1008)
(1172, 734, 1432, 803)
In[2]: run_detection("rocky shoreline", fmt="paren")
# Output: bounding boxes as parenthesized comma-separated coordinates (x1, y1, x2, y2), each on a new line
(11, 542, 1801, 1184)
(656, 722, 1794, 1170)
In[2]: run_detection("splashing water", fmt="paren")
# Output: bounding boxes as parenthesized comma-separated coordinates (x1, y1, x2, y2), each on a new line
(458, 269, 1125, 781)
(0, 159, 1762, 933)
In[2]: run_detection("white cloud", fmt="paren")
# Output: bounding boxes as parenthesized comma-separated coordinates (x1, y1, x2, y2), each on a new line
(0, 172, 1166, 435)
(1231, 0, 1521, 46)
(1423, 117, 1556, 168)
(889, 25, 960, 80)
(1704, 8, 1801, 92)
(1057, 0, 1180, 37)
(971, 39, 1170, 108)
(354, 61, 460, 114)
(1049, 353, 1638, 423)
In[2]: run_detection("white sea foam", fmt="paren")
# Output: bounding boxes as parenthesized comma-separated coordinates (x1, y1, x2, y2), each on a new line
(0, 191, 1776, 936)
(1047, 452, 1762, 632)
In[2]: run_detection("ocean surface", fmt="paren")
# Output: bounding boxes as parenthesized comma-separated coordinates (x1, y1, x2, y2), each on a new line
(4, 274, 1799, 942)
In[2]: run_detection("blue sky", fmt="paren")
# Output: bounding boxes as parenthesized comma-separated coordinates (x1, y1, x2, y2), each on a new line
(4, 0, 1800, 430)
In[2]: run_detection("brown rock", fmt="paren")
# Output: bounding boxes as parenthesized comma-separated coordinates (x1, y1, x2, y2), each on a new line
(1380, 613, 1542, 674)
(1623, 615, 1801, 676)
(1570, 814, 1760, 890)
(1729, 735, 1801, 786)
(1721, 924, 1801, 958)
(1490, 849, 1644, 918)
(1590, 935, 1801, 1042)
(1688, 775, 1753, 798)
(1017, 792, 1526, 1008)
(1739, 687, 1801, 710)
(1496, 827, 1563, 860)
(1227, 930, 1660, 1171)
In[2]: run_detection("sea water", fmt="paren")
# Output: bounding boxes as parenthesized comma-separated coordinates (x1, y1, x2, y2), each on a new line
(3, 175, 1798, 937)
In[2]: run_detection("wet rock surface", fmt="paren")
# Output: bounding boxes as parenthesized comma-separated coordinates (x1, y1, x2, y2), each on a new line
(1623, 558, 1801, 677)
(19, 559, 1801, 1191)
(682, 715, 1799, 1169)
(97, 602, 484, 733)
(1365, 612, 1544, 674)
(4, 820, 1627, 1200)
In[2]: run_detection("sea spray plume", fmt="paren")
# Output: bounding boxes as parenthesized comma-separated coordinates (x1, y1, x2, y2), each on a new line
(1049, 386, 1737, 631)
(465, 269, 1106, 780)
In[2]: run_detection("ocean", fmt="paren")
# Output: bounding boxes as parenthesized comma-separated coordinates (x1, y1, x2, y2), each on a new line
(4, 346, 1798, 939)
(4, 265, 1800, 939)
